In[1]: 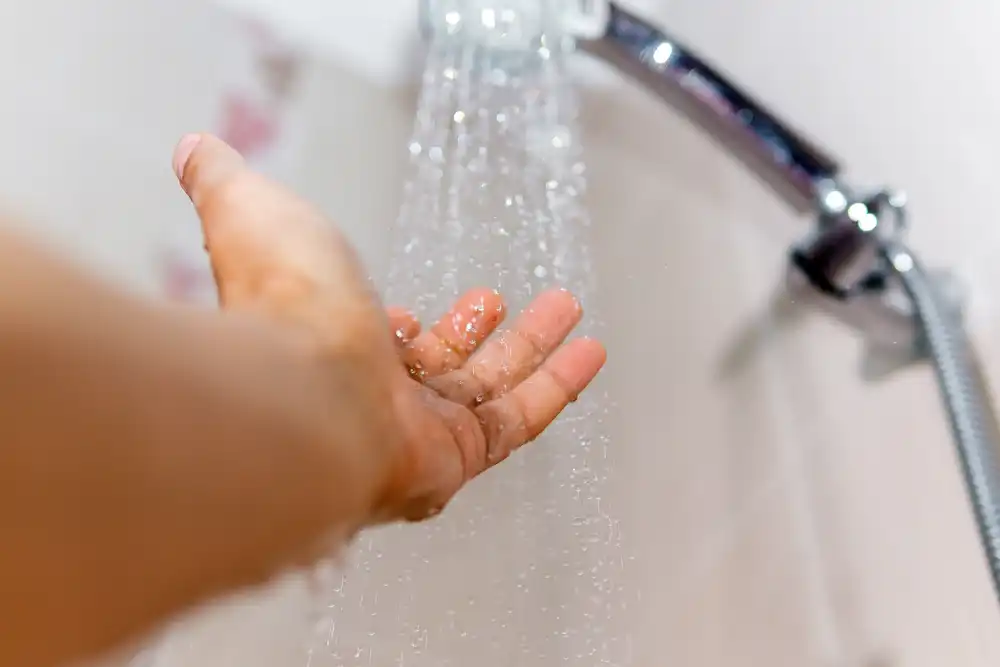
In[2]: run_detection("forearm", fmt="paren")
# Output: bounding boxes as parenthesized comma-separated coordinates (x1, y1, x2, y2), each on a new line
(0, 235, 383, 667)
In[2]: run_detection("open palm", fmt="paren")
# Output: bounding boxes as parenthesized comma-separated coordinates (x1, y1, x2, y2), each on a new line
(173, 133, 605, 526)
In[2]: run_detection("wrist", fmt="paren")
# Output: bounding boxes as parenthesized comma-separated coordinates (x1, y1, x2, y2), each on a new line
(305, 332, 405, 534)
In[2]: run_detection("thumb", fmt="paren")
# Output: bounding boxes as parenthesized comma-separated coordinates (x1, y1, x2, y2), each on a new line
(172, 134, 380, 341)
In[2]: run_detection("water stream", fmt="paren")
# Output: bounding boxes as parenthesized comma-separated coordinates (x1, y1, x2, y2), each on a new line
(307, 21, 630, 667)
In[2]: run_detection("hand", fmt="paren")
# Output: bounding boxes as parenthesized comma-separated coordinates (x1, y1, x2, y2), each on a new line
(172, 134, 606, 527)
(382, 286, 605, 521)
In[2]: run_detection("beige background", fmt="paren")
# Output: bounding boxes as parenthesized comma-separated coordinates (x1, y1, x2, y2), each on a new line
(4, 1, 1000, 665)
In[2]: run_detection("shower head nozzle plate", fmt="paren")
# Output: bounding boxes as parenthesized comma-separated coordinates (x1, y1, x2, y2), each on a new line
(418, 0, 610, 47)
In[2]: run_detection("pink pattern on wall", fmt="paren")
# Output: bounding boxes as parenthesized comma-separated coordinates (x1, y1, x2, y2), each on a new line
(158, 249, 216, 303)
(157, 13, 303, 304)
(219, 95, 280, 158)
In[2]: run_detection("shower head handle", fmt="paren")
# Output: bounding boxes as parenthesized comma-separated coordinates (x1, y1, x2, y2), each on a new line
(578, 3, 841, 217)
(578, 4, 912, 308)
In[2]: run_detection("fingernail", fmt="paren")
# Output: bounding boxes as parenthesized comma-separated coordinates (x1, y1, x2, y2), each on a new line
(173, 135, 246, 205)
(172, 134, 203, 181)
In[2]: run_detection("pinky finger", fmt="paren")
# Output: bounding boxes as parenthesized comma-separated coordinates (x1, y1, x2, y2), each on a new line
(473, 338, 606, 471)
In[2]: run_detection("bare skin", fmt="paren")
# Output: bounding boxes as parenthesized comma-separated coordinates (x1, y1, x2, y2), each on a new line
(0, 134, 606, 667)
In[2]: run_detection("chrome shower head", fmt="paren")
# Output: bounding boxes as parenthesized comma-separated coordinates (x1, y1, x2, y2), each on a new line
(418, 0, 610, 48)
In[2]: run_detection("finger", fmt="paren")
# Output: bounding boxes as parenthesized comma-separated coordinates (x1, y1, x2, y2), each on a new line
(473, 338, 606, 469)
(172, 133, 377, 336)
(427, 289, 582, 405)
(386, 308, 421, 346)
(402, 288, 505, 379)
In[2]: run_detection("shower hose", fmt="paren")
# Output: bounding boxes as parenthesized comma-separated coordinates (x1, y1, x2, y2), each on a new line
(883, 239, 1000, 606)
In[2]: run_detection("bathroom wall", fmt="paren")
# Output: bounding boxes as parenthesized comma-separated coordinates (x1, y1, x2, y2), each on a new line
(3, 1, 1000, 666)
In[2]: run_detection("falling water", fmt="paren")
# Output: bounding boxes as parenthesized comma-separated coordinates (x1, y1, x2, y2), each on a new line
(307, 10, 629, 667)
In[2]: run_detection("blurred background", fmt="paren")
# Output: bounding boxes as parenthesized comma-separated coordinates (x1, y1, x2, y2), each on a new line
(6, 0, 1000, 665)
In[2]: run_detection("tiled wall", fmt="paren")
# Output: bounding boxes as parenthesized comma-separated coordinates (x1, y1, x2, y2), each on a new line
(6, 1, 1000, 665)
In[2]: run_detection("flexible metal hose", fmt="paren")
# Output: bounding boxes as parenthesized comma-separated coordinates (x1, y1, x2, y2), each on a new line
(883, 240, 1000, 605)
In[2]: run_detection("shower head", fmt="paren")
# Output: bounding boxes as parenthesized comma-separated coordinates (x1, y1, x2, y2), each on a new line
(418, 0, 610, 48)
